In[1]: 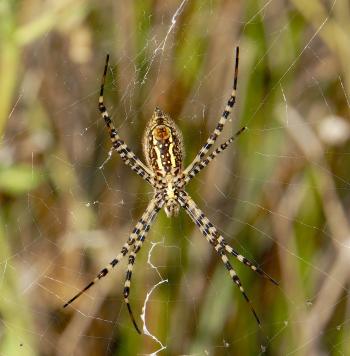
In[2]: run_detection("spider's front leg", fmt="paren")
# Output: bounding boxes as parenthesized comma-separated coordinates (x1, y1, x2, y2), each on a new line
(98, 54, 154, 186)
(183, 126, 247, 186)
(184, 46, 240, 176)
(177, 190, 278, 326)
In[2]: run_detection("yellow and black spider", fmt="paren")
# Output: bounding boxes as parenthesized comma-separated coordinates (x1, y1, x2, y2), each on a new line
(64, 47, 278, 334)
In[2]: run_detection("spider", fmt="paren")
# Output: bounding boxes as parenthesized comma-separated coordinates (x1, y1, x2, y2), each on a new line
(64, 47, 278, 334)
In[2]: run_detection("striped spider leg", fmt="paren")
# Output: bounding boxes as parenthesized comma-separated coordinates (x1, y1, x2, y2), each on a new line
(123, 197, 163, 334)
(63, 194, 163, 333)
(99, 54, 155, 187)
(183, 46, 240, 177)
(178, 191, 278, 326)
(182, 126, 247, 186)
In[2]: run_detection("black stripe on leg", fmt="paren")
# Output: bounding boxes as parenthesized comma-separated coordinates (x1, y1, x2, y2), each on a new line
(97, 268, 108, 279)
(63, 281, 95, 308)
(110, 259, 118, 267)
(222, 110, 230, 119)
(227, 96, 236, 106)
(126, 302, 141, 334)
(124, 287, 130, 298)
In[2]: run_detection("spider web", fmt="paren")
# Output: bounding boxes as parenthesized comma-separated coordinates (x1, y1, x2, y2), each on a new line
(1, 0, 350, 355)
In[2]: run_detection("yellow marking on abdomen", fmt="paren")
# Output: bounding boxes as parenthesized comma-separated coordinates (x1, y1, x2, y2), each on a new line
(169, 142, 177, 168)
(153, 140, 166, 174)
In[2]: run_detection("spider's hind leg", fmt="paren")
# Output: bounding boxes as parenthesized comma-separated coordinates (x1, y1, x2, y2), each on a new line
(63, 196, 162, 313)
(178, 191, 262, 325)
(178, 191, 278, 326)
(217, 246, 261, 325)
(123, 198, 162, 334)
(124, 252, 142, 334)
(221, 240, 278, 286)
(123, 231, 150, 335)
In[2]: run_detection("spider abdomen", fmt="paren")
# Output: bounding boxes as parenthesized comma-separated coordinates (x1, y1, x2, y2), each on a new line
(143, 107, 183, 177)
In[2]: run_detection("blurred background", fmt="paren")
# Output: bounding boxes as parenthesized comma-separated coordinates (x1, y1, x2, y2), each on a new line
(1, 0, 350, 355)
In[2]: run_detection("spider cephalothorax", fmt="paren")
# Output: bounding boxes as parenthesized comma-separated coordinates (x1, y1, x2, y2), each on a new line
(64, 48, 278, 335)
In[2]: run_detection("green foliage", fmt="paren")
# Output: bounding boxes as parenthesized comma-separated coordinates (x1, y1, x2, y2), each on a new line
(0, 164, 44, 195)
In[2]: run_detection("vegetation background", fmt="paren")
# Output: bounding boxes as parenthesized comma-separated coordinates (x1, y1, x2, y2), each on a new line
(1, 0, 350, 355)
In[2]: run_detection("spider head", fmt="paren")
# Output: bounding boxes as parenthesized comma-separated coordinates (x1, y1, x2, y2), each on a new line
(164, 199, 180, 217)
